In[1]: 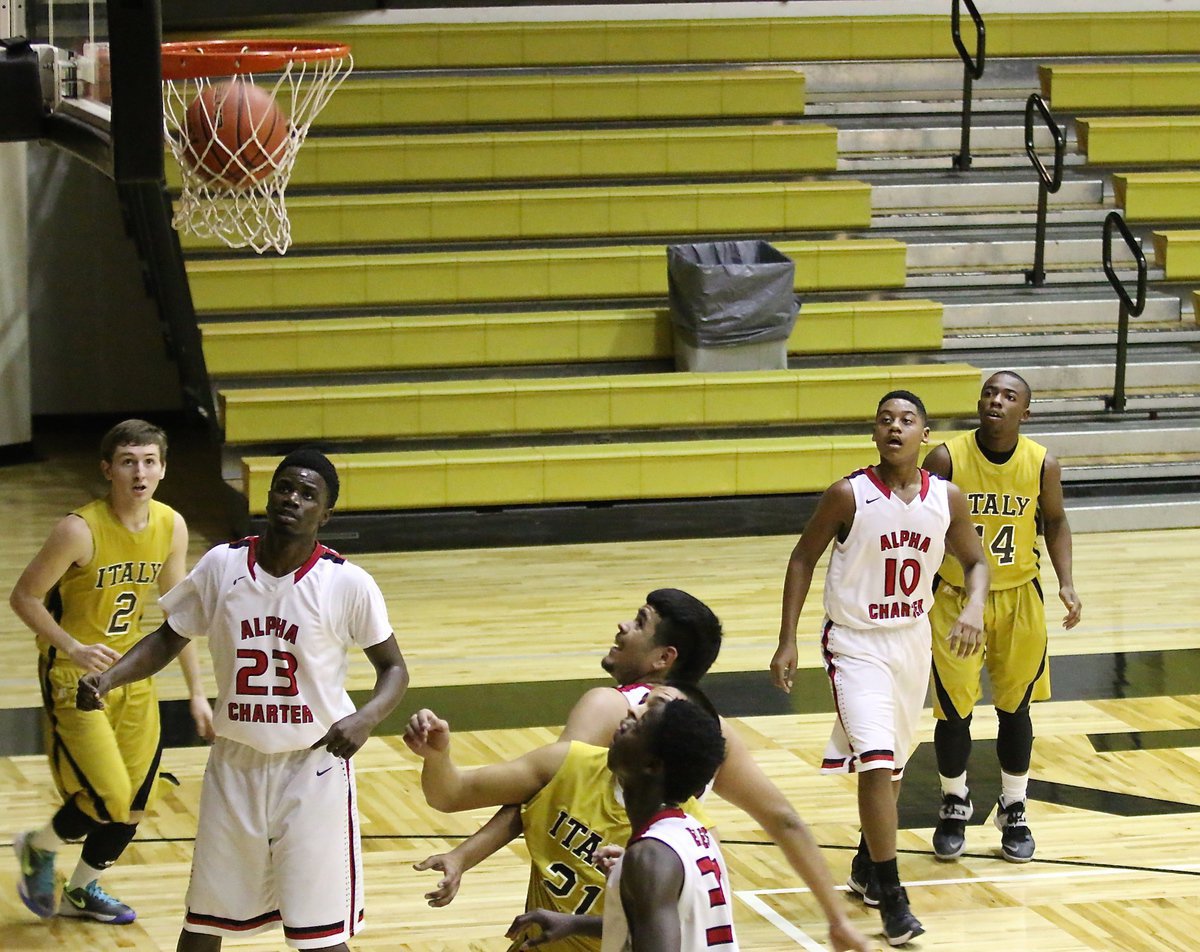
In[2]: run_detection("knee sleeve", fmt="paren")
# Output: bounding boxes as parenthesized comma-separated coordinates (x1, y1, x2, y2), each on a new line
(934, 713, 973, 778)
(81, 821, 138, 870)
(52, 797, 101, 842)
(996, 709, 1033, 774)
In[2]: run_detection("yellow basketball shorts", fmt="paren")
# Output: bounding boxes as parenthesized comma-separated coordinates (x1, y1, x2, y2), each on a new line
(929, 577, 1050, 720)
(39, 649, 163, 824)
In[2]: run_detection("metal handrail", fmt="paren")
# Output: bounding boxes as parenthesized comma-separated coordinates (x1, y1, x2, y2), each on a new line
(951, 0, 986, 171)
(1024, 94, 1066, 287)
(1102, 211, 1148, 413)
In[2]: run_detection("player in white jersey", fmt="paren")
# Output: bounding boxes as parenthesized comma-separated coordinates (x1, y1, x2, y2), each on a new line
(78, 449, 409, 952)
(770, 390, 989, 948)
(496, 685, 732, 952)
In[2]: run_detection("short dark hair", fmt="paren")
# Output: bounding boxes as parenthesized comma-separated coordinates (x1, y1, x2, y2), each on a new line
(651, 695, 726, 805)
(877, 389, 927, 423)
(273, 448, 340, 508)
(988, 370, 1033, 406)
(645, 589, 722, 683)
(100, 419, 167, 462)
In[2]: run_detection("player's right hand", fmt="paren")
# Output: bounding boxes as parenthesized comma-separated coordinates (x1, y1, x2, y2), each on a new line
(506, 909, 582, 948)
(770, 641, 798, 693)
(69, 641, 121, 674)
(828, 913, 879, 951)
(76, 673, 108, 711)
(413, 851, 464, 906)
(403, 708, 450, 757)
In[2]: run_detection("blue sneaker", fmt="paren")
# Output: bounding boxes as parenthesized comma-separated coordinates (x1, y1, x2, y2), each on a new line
(58, 879, 136, 924)
(14, 830, 58, 918)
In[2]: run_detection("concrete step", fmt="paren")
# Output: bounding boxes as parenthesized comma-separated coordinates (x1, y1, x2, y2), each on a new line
(872, 178, 1105, 211)
(1011, 358, 1200, 414)
(839, 124, 1069, 161)
(1065, 493, 1200, 532)
(941, 292, 1181, 329)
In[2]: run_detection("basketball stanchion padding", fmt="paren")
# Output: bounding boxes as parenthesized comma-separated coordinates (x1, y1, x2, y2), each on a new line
(162, 40, 352, 254)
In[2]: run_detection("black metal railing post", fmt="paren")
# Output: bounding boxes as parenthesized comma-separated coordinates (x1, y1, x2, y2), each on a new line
(1101, 211, 1148, 414)
(951, 0, 986, 171)
(1024, 94, 1066, 287)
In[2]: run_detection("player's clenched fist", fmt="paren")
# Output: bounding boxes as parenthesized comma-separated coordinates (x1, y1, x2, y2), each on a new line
(403, 708, 450, 756)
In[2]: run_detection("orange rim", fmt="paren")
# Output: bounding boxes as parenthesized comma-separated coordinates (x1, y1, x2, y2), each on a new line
(161, 40, 351, 80)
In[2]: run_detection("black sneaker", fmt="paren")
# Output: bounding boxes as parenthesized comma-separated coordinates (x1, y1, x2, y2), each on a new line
(932, 792, 973, 860)
(846, 850, 880, 907)
(878, 885, 925, 947)
(993, 798, 1035, 863)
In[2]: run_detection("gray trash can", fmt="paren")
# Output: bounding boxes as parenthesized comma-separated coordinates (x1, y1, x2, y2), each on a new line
(667, 240, 800, 372)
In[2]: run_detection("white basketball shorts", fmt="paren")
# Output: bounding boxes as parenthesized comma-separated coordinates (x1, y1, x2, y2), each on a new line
(819, 617, 932, 778)
(182, 737, 365, 948)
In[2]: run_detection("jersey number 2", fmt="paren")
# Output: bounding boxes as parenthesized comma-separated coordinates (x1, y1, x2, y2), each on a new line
(105, 592, 138, 635)
(235, 648, 299, 697)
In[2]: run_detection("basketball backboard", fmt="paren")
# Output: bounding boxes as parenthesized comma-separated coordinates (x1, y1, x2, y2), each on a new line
(1, 0, 162, 183)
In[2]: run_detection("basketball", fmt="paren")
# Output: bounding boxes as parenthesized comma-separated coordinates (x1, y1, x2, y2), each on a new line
(183, 79, 290, 189)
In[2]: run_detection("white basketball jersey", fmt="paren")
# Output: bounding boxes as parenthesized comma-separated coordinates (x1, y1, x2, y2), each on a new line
(823, 467, 950, 630)
(161, 537, 394, 754)
(601, 809, 738, 952)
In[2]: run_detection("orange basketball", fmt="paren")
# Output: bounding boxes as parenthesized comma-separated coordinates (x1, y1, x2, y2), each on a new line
(183, 79, 290, 189)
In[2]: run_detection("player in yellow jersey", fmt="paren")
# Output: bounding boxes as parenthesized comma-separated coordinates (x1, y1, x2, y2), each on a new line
(404, 689, 714, 952)
(9, 419, 214, 924)
(924, 371, 1082, 863)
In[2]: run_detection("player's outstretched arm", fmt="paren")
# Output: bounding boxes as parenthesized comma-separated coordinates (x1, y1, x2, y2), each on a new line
(712, 723, 874, 951)
(619, 840, 684, 952)
(313, 635, 408, 759)
(1039, 453, 1082, 629)
(404, 708, 569, 813)
(507, 909, 601, 949)
(77, 621, 191, 710)
(10, 514, 121, 674)
(772, 480, 853, 692)
(414, 805, 524, 906)
(943, 483, 989, 658)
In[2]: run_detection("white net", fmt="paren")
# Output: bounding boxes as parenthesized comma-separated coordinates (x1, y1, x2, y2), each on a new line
(162, 46, 352, 255)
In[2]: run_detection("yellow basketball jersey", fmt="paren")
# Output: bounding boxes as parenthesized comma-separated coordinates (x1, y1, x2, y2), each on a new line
(517, 742, 706, 952)
(937, 430, 1046, 590)
(48, 498, 176, 654)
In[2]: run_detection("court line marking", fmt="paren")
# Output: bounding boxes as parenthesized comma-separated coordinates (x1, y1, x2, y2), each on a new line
(734, 862, 1200, 947)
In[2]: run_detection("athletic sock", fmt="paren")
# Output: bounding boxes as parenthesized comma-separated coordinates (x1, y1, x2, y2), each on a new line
(999, 771, 1029, 808)
(939, 772, 969, 801)
(872, 857, 900, 889)
(68, 860, 106, 892)
(30, 824, 66, 853)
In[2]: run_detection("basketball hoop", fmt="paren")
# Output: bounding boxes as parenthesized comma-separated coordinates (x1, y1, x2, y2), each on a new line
(161, 40, 352, 254)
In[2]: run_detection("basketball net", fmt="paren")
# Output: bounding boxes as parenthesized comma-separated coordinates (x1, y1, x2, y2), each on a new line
(162, 46, 352, 255)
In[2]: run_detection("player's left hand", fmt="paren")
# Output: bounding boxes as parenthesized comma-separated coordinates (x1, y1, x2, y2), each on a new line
(402, 708, 451, 757)
(594, 844, 624, 876)
(190, 695, 216, 742)
(1059, 585, 1082, 630)
(947, 603, 984, 658)
(506, 909, 582, 948)
(313, 712, 372, 759)
(828, 912, 879, 951)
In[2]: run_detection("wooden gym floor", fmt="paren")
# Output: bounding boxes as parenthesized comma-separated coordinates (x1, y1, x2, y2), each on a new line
(1, 422, 1198, 950)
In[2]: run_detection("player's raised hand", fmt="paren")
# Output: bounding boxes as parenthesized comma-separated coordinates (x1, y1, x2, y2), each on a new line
(313, 711, 373, 759)
(413, 851, 464, 906)
(770, 640, 798, 693)
(76, 672, 108, 711)
(1059, 584, 1082, 630)
(403, 708, 450, 757)
(69, 641, 121, 674)
(506, 909, 583, 948)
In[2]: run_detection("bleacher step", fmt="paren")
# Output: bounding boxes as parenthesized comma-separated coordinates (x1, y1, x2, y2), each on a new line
(1065, 494, 1200, 532)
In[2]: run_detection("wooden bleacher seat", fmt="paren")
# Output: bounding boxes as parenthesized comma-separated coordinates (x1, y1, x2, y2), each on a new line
(1114, 173, 1200, 221)
(1040, 63, 1200, 112)
(239, 431, 966, 513)
(1076, 117, 1200, 166)
(180, 180, 872, 250)
(186, 239, 908, 314)
(199, 301, 945, 377)
(217, 364, 981, 444)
